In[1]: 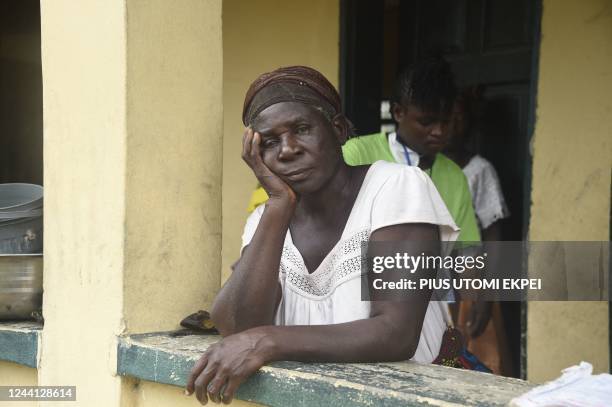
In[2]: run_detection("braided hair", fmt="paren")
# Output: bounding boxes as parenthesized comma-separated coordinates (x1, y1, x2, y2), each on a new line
(391, 56, 457, 115)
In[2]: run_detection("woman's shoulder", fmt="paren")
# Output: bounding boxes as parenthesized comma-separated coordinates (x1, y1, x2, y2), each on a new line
(361, 161, 434, 207)
(464, 155, 502, 184)
(356, 161, 459, 243)
(465, 154, 494, 174)
(367, 160, 428, 180)
(359, 160, 430, 195)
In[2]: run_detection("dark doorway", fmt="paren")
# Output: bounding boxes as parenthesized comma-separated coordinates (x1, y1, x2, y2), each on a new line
(340, 0, 541, 378)
(0, 0, 43, 185)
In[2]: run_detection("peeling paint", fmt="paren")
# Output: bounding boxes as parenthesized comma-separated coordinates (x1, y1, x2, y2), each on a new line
(117, 332, 534, 406)
(0, 321, 42, 333)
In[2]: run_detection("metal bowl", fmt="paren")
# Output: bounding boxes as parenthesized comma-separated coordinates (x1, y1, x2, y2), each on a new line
(0, 254, 43, 320)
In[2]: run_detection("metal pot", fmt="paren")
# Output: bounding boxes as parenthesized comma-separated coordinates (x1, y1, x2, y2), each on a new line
(0, 254, 43, 320)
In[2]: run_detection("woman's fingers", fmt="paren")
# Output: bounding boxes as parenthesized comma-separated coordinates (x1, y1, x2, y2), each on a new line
(241, 128, 253, 160)
(195, 380, 208, 405)
(194, 363, 218, 405)
(221, 376, 244, 405)
(186, 353, 208, 395)
(188, 332, 271, 404)
(207, 374, 228, 404)
(241, 129, 296, 203)
(251, 132, 263, 162)
(247, 132, 271, 176)
(242, 129, 266, 173)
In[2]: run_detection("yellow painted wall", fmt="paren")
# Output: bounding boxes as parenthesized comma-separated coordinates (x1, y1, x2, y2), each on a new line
(39, 0, 127, 404)
(528, 0, 611, 382)
(121, 378, 262, 407)
(123, 0, 223, 334)
(0, 361, 37, 407)
(39, 0, 224, 405)
(221, 0, 340, 280)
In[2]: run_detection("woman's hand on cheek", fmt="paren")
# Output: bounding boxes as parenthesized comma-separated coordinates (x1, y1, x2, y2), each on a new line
(241, 128, 297, 207)
(185, 328, 274, 405)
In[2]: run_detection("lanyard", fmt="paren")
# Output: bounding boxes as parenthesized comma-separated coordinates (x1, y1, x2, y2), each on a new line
(401, 143, 412, 166)
(401, 143, 433, 177)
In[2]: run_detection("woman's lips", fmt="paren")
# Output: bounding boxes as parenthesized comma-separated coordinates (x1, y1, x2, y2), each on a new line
(282, 168, 312, 182)
(425, 138, 447, 148)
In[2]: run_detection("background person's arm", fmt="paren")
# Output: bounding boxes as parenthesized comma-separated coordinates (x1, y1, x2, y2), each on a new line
(466, 220, 502, 337)
(465, 159, 509, 338)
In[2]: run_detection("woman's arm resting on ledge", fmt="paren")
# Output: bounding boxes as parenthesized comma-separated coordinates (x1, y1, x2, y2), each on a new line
(211, 129, 297, 336)
(188, 223, 439, 405)
(210, 200, 292, 336)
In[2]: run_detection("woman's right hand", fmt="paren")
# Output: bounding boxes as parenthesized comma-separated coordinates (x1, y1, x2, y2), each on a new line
(242, 127, 297, 207)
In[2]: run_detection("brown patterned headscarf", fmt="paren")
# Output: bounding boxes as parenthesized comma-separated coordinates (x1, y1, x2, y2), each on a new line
(242, 66, 344, 127)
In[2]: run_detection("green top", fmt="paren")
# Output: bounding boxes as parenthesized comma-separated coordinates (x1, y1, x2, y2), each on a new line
(343, 132, 481, 243)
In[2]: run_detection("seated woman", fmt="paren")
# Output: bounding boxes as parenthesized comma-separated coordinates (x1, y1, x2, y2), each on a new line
(186, 66, 459, 404)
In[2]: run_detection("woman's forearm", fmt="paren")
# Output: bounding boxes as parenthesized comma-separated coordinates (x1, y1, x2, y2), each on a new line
(243, 223, 437, 364)
(211, 200, 294, 335)
(252, 311, 422, 364)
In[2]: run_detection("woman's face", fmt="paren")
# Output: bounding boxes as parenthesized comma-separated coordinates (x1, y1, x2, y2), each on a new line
(252, 102, 345, 194)
(446, 99, 469, 151)
(392, 102, 451, 157)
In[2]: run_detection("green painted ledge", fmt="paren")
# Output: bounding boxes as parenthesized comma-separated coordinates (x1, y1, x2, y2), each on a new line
(117, 331, 534, 406)
(0, 321, 42, 368)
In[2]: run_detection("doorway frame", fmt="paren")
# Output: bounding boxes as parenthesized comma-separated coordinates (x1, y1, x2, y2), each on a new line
(338, 0, 544, 380)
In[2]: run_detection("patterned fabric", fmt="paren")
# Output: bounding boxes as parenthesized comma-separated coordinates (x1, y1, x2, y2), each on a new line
(433, 327, 492, 373)
(462, 155, 510, 230)
(280, 229, 369, 297)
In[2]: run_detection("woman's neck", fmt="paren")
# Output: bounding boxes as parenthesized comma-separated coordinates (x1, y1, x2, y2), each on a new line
(418, 155, 435, 171)
(444, 147, 473, 169)
(295, 161, 359, 221)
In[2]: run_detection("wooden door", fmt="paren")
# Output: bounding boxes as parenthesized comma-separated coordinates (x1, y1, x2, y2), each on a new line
(340, 0, 541, 378)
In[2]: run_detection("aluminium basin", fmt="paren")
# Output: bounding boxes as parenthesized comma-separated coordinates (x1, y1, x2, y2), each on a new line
(0, 254, 43, 320)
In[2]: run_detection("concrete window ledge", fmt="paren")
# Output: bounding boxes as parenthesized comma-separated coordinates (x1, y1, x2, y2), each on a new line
(0, 321, 42, 368)
(118, 332, 534, 406)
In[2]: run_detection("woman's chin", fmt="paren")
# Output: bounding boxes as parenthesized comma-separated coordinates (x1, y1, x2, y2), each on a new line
(288, 180, 321, 196)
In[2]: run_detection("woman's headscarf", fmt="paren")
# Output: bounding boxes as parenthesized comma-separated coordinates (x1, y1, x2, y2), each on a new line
(242, 66, 344, 127)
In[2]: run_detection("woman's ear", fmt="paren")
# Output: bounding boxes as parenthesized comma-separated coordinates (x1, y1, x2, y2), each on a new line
(332, 115, 350, 145)
(391, 102, 404, 123)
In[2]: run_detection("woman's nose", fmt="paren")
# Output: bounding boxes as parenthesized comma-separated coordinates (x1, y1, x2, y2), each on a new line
(278, 134, 302, 160)
(431, 122, 443, 136)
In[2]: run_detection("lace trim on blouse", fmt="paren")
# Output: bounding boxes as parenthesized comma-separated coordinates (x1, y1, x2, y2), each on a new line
(281, 228, 370, 298)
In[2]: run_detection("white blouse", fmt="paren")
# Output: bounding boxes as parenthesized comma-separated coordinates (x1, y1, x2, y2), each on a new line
(241, 160, 460, 363)
(463, 155, 510, 230)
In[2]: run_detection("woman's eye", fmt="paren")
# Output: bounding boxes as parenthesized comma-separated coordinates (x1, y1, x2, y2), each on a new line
(261, 138, 277, 148)
(296, 125, 310, 135)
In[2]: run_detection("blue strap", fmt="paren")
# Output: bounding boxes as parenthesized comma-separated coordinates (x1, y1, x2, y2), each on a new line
(401, 141, 433, 177)
(401, 143, 412, 166)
